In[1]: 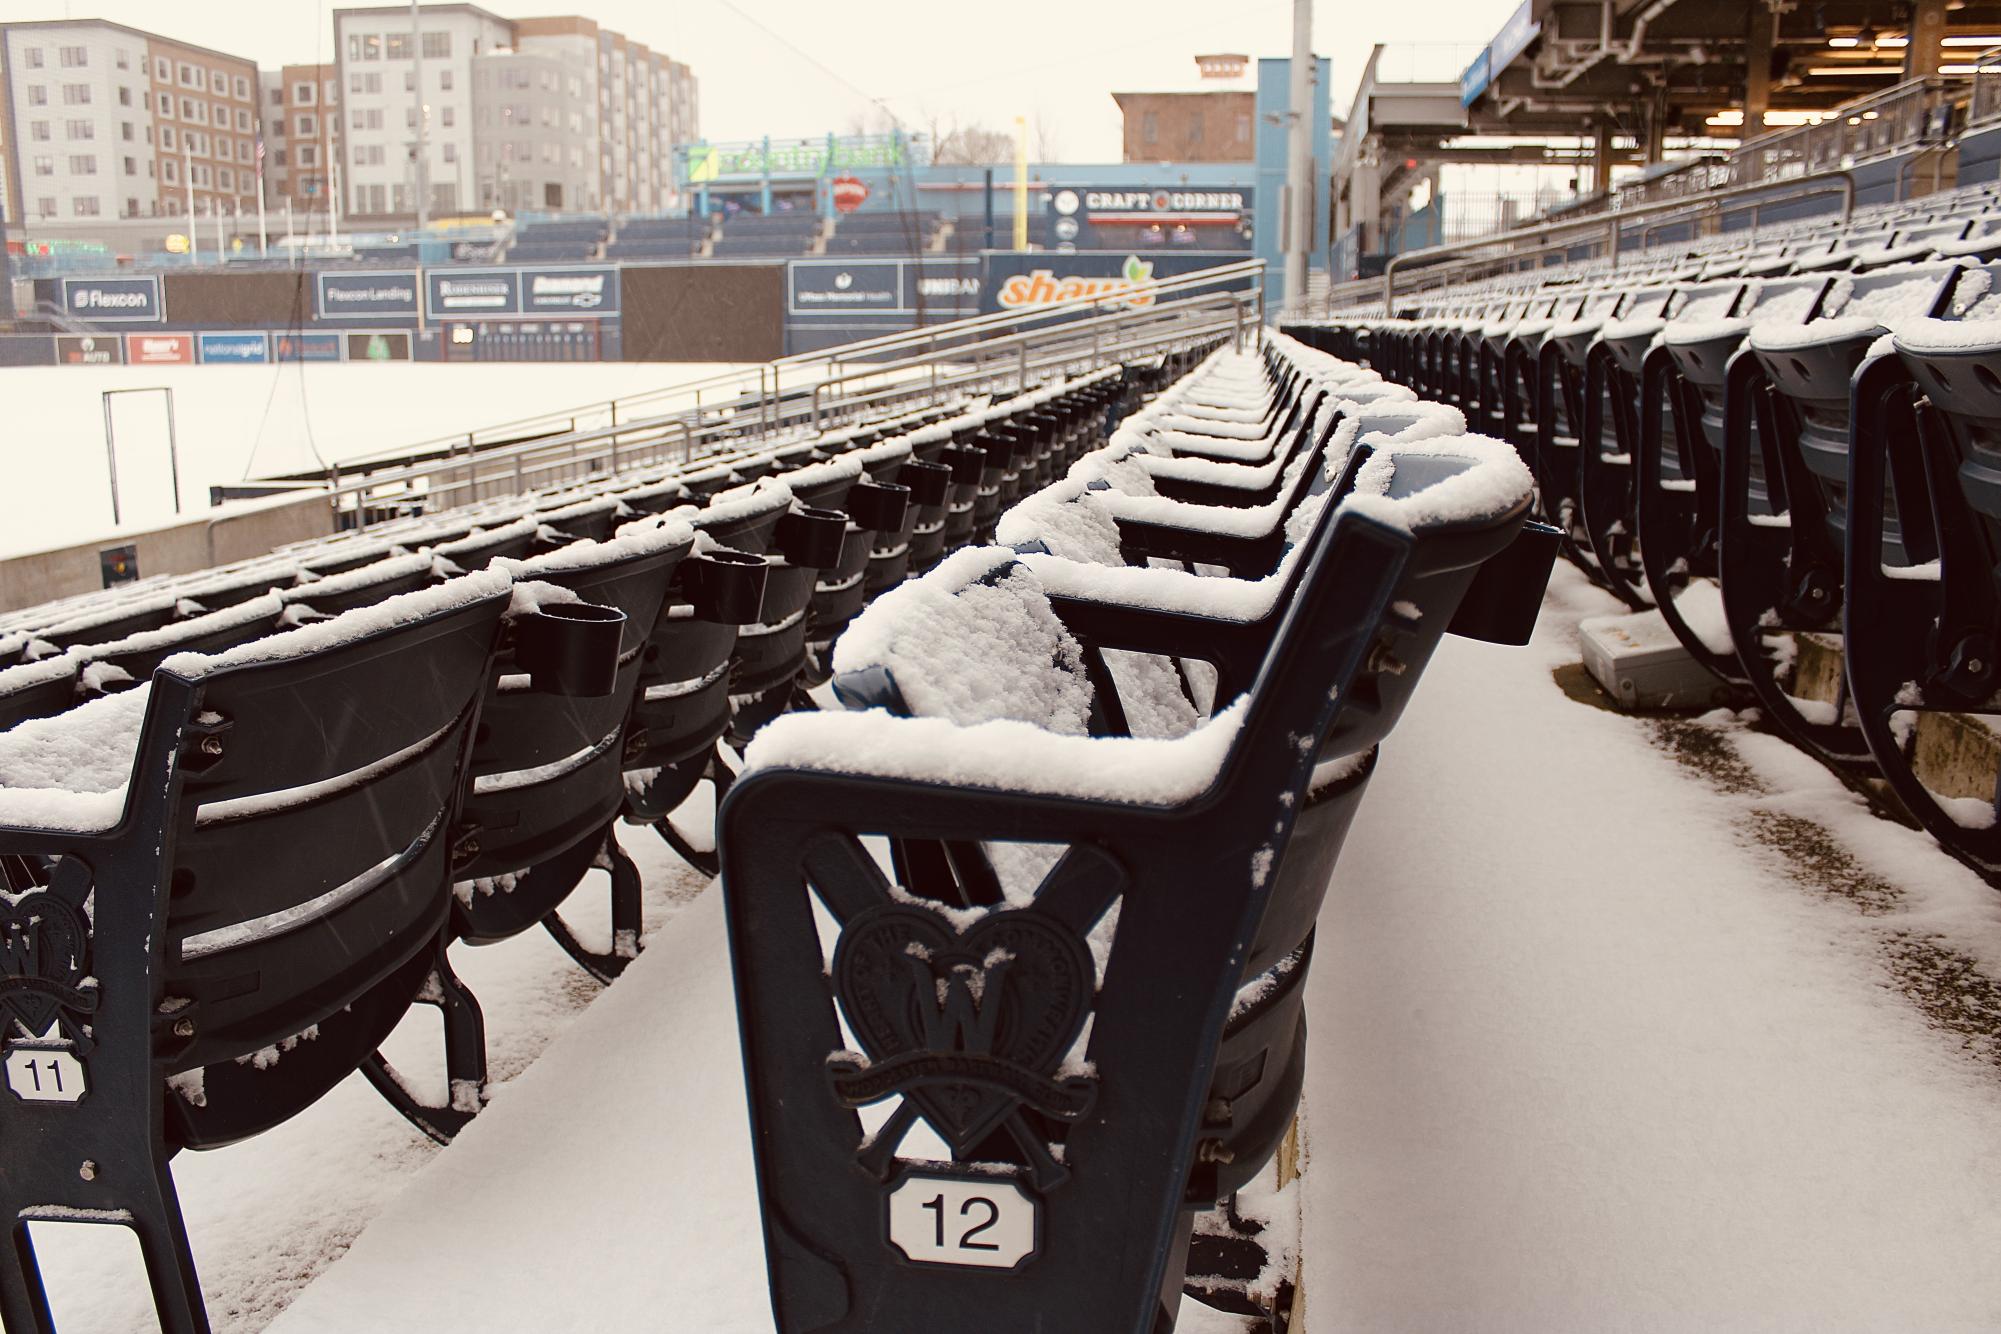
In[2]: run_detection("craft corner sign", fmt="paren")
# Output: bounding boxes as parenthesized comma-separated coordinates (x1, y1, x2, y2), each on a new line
(62, 275, 162, 323)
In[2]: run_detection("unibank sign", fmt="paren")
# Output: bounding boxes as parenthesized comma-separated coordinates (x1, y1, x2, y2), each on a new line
(62, 276, 162, 322)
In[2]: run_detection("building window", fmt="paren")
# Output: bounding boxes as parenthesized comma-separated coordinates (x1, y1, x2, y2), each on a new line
(234, 75, 248, 99)
(214, 102, 229, 125)
(299, 113, 319, 135)
(273, 117, 287, 136)
(422, 31, 450, 59)
(118, 86, 132, 106)
(270, 85, 283, 106)
(210, 70, 226, 93)
(123, 155, 137, 174)
(279, 146, 295, 166)
(443, 142, 456, 163)
(295, 81, 317, 103)
(1142, 111, 1158, 144)
(65, 119, 93, 140)
(62, 84, 90, 105)
(237, 108, 250, 130)
(121, 122, 133, 141)
(30, 121, 50, 141)
(163, 158, 177, 183)
(441, 106, 454, 128)
(73, 196, 99, 216)
(162, 126, 176, 149)
(31, 156, 53, 177)
(116, 49, 130, 70)
(154, 56, 169, 79)
(179, 63, 198, 87)
(191, 163, 210, 186)
(37, 197, 56, 217)
(348, 33, 382, 62)
(404, 70, 415, 92)
(26, 86, 46, 107)
(69, 154, 97, 175)
(59, 46, 86, 67)
(351, 108, 381, 130)
(219, 167, 234, 190)
(158, 92, 173, 115)
(25, 48, 44, 69)
(439, 68, 453, 91)
(385, 32, 410, 59)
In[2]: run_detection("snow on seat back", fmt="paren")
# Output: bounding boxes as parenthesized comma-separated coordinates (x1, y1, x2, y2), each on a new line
(0, 569, 513, 836)
(829, 546, 1093, 734)
(1340, 433, 1536, 536)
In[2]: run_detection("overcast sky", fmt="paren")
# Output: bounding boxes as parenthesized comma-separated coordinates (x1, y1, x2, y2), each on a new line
(5, 0, 1523, 160)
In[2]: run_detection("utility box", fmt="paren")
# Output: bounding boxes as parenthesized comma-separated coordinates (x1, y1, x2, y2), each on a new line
(1580, 609, 1733, 710)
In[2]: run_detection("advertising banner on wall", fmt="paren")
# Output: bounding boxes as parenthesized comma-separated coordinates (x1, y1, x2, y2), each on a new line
(978, 251, 1246, 316)
(274, 331, 343, 362)
(427, 270, 522, 318)
(55, 334, 123, 365)
(520, 267, 619, 316)
(62, 275, 162, 323)
(197, 331, 271, 364)
(1047, 187, 1252, 248)
(124, 332, 194, 365)
(346, 330, 412, 361)
(788, 260, 904, 314)
(316, 271, 421, 319)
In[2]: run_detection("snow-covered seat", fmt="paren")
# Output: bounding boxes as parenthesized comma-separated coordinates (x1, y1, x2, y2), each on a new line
(1713, 261, 1968, 768)
(714, 428, 1543, 1334)
(0, 569, 515, 1334)
(1840, 286, 2001, 876)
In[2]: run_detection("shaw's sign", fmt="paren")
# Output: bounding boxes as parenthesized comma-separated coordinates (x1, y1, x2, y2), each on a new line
(995, 254, 1156, 310)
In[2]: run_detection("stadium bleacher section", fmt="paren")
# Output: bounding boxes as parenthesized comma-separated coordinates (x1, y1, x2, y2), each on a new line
(0, 326, 1551, 1333)
(1289, 176, 2001, 888)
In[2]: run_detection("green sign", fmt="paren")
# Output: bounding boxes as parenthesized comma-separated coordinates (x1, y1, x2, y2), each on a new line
(683, 134, 911, 184)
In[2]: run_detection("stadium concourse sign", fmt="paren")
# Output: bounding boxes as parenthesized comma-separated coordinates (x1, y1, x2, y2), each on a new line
(61, 275, 162, 323)
(315, 270, 420, 319)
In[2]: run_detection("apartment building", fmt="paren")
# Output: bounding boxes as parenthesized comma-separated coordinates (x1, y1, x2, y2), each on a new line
(333, 4, 698, 219)
(259, 64, 341, 216)
(0, 20, 259, 225)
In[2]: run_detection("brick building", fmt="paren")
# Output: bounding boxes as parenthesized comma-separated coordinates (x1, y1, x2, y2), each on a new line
(1111, 90, 1257, 164)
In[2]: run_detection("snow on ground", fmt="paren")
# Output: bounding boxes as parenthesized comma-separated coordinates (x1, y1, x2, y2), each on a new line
(31, 563, 2001, 1332)
(0, 362, 755, 560)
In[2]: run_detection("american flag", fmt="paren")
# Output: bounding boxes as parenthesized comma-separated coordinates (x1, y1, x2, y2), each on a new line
(256, 137, 265, 178)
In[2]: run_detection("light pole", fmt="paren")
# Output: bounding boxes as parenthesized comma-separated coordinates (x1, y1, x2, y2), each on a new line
(1283, 0, 1315, 315)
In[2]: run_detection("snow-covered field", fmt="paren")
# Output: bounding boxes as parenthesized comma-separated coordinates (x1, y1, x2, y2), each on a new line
(30, 562, 2001, 1332)
(0, 362, 757, 560)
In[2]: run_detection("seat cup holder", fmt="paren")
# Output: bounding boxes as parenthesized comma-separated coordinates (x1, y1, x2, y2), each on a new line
(776, 506, 850, 569)
(899, 460, 952, 507)
(683, 548, 770, 625)
(844, 480, 911, 533)
(940, 445, 987, 486)
(515, 600, 627, 697)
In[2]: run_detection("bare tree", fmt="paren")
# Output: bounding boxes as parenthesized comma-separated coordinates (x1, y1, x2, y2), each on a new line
(930, 119, 1018, 165)
(1032, 113, 1062, 164)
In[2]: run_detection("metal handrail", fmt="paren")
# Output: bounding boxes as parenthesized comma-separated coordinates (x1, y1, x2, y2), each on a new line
(317, 261, 1264, 528)
(326, 259, 1268, 472)
(1380, 169, 1855, 311)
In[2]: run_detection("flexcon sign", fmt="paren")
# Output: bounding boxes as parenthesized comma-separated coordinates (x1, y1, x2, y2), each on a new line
(62, 276, 162, 323)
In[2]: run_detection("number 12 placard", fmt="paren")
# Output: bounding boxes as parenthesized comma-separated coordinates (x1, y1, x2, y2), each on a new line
(886, 1173, 1038, 1270)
